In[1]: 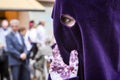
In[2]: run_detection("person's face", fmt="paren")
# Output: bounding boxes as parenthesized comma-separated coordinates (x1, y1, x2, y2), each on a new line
(29, 22, 34, 28)
(1, 20, 8, 29)
(53, 0, 110, 64)
(11, 24, 19, 32)
(52, 0, 80, 53)
(52, 0, 91, 64)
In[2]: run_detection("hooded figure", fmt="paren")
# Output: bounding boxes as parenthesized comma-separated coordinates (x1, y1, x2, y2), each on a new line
(49, 0, 120, 80)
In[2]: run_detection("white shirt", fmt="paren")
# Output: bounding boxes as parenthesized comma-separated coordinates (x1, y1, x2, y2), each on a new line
(27, 28, 38, 43)
(24, 28, 38, 51)
(0, 27, 11, 51)
(15, 32, 23, 45)
(36, 25, 47, 46)
(24, 32, 32, 51)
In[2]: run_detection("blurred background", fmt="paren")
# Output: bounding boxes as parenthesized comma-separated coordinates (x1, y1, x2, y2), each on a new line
(0, 0, 54, 39)
(0, 0, 55, 80)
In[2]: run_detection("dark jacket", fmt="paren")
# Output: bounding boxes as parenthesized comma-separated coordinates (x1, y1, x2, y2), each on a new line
(6, 32, 29, 66)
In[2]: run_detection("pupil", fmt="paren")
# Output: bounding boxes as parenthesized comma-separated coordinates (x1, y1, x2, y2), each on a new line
(65, 18, 71, 23)
(61, 16, 71, 23)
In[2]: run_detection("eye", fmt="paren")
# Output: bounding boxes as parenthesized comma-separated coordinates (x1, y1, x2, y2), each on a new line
(61, 14, 76, 27)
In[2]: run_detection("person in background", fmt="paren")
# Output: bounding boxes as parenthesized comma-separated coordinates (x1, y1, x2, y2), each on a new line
(0, 20, 11, 80)
(26, 20, 38, 59)
(6, 19, 30, 80)
(25, 21, 39, 79)
(35, 21, 52, 80)
(36, 21, 48, 47)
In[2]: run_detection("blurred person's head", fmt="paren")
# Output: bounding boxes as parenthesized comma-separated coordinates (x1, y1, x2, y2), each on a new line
(10, 19, 19, 32)
(29, 20, 35, 29)
(1, 19, 9, 29)
(19, 27, 26, 36)
(38, 21, 45, 27)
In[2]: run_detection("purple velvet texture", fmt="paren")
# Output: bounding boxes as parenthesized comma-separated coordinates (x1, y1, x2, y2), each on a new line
(50, 0, 120, 80)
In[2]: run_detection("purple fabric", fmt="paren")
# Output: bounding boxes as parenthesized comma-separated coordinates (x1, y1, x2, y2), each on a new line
(48, 74, 51, 80)
(51, 0, 120, 80)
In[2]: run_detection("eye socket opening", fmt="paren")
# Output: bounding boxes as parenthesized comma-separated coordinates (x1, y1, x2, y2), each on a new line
(61, 14, 76, 28)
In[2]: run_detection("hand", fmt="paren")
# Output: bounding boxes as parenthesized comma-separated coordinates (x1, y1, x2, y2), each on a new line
(20, 53, 27, 60)
(49, 45, 79, 80)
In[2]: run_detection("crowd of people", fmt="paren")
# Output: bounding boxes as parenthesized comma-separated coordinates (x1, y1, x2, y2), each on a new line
(0, 19, 51, 80)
